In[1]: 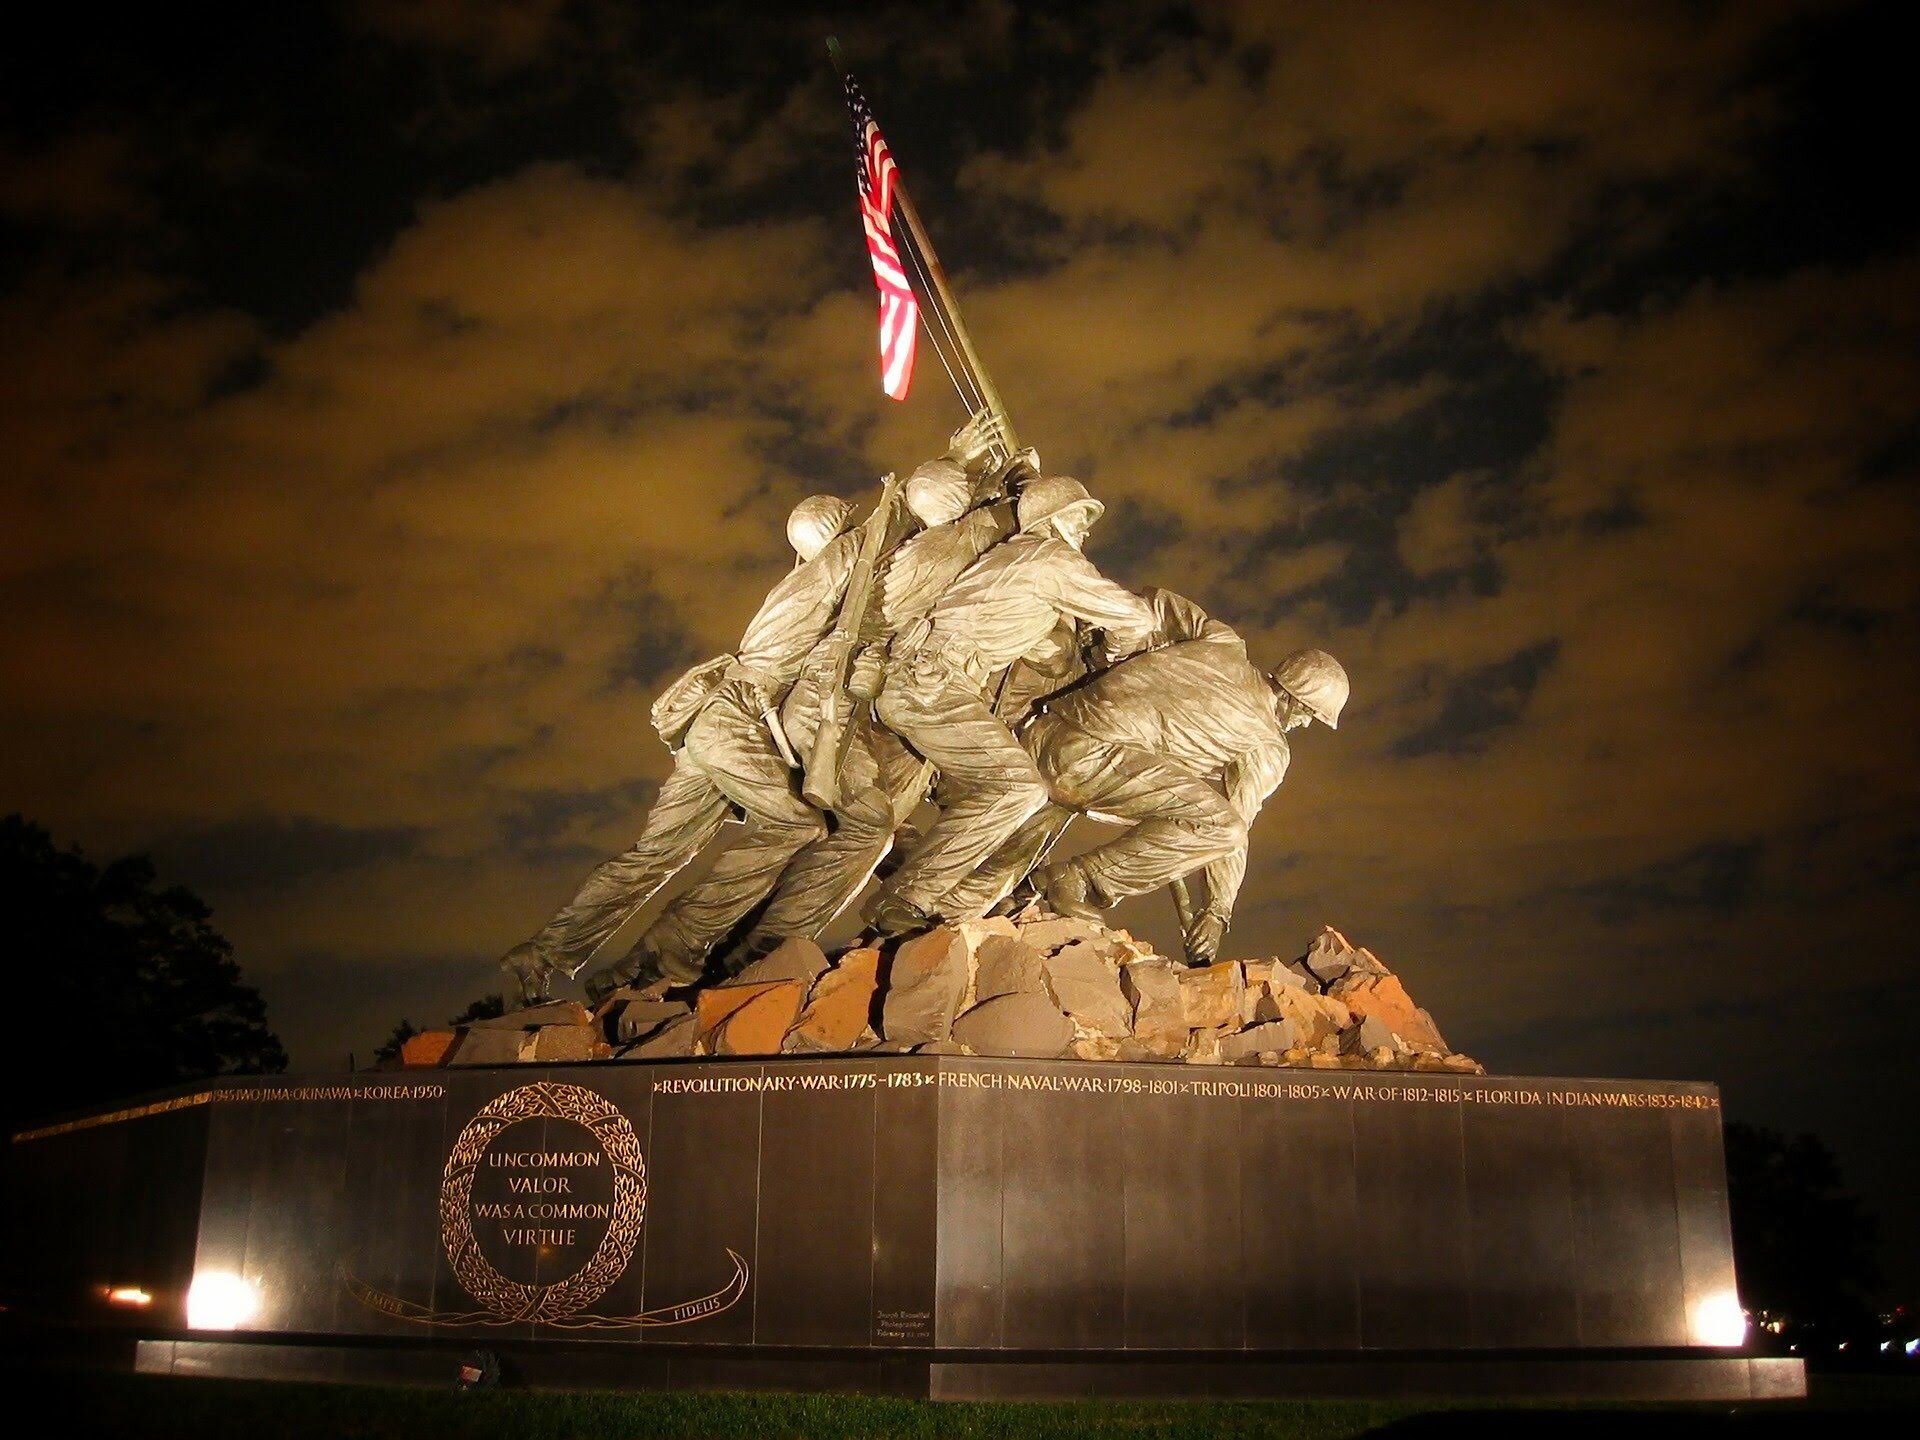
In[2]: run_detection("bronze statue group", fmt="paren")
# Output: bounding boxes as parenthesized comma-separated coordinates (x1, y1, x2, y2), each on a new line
(500, 414, 1348, 1005)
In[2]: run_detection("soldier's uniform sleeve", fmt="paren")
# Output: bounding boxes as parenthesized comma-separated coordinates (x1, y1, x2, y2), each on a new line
(1201, 737, 1290, 919)
(732, 531, 859, 690)
(1040, 539, 1155, 658)
(995, 620, 1086, 724)
(957, 505, 1013, 560)
(878, 506, 1011, 629)
(1140, 587, 1241, 648)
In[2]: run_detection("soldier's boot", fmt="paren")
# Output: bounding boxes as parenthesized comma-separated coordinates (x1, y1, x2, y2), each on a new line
(863, 891, 934, 939)
(583, 936, 702, 1008)
(500, 942, 562, 1007)
(988, 879, 1042, 917)
(1033, 857, 1103, 921)
(714, 930, 779, 979)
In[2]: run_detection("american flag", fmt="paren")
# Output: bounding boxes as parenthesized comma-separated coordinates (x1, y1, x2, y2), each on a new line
(842, 71, 918, 401)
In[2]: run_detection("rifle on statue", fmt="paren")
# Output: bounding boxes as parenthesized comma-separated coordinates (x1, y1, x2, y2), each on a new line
(803, 470, 905, 810)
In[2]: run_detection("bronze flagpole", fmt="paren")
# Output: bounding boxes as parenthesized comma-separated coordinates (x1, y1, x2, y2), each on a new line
(827, 38, 1020, 458)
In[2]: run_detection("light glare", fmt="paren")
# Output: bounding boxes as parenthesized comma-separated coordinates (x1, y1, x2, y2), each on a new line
(104, 1286, 152, 1307)
(1688, 1290, 1749, 1347)
(185, 1271, 260, 1330)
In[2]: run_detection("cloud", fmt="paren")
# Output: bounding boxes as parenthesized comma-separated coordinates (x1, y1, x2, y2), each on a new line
(1246, 255, 1920, 1008)
(347, 0, 574, 74)
(154, 815, 422, 892)
(1574, 842, 1763, 924)
(1388, 640, 1559, 759)
(3, 10, 1916, 1294)
(0, 164, 855, 842)
(0, 131, 152, 227)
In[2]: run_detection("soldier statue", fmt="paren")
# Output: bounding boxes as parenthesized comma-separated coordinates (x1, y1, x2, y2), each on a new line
(1015, 590, 1347, 963)
(859, 471, 1157, 935)
(499, 495, 861, 1004)
(495, 424, 1349, 1002)
(714, 440, 1012, 970)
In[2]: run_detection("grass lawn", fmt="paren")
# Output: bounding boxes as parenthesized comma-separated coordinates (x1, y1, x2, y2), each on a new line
(6, 1364, 1914, 1438)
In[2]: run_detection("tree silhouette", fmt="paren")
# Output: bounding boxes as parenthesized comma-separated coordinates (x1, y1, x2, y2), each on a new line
(372, 1018, 421, 1067)
(372, 991, 506, 1065)
(3, 814, 286, 1137)
(1725, 1121, 1880, 1346)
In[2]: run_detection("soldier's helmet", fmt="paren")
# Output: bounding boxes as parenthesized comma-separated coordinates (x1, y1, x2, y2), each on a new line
(1016, 474, 1105, 536)
(1271, 649, 1349, 729)
(905, 457, 970, 527)
(786, 495, 855, 561)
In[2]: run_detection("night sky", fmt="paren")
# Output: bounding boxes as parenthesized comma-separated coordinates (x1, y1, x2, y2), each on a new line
(3, 4, 1915, 1291)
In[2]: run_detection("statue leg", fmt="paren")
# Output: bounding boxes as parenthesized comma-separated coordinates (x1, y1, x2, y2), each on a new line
(728, 714, 928, 965)
(935, 803, 1073, 919)
(1031, 720, 1244, 907)
(517, 746, 733, 987)
(612, 681, 828, 983)
(869, 663, 1049, 919)
(733, 822, 890, 959)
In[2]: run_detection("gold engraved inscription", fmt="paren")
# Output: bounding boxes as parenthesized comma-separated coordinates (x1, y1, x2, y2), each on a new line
(344, 1080, 749, 1330)
(439, 1081, 645, 1322)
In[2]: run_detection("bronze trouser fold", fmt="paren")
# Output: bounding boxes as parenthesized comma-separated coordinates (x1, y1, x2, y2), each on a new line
(1020, 711, 1245, 907)
(871, 653, 1049, 914)
(731, 675, 928, 963)
(535, 680, 819, 977)
(937, 803, 1073, 919)
(620, 682, 828, 974)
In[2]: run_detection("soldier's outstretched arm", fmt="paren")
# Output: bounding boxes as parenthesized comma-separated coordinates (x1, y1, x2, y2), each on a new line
(1044, 542, 1156, 659)
(1140, 587, 1241, 649)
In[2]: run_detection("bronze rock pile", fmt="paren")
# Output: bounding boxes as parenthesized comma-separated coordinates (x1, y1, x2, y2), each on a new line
(399, 914, 1481, 1073)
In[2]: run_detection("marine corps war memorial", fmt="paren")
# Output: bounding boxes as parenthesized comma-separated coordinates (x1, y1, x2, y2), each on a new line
(5, 47, 1800, 1405)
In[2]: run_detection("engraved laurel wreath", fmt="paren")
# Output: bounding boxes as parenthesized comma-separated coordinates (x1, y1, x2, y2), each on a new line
(438, 1080, 647, 1321)
(343, 1080, 747, 1330)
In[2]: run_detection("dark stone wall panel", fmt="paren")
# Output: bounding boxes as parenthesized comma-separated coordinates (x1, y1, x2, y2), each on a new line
(1120, 1076, 1244, 1349)
(1463, 1105, 1579, 1347)
(754, 1064, 877, 1347)
(240, 1095, 350, 1333)
(192, 1097, 261, 1320)
(1671, 1107, 1742, 1348)
(1352, 1096, 1470, 1349)
(1240, 1093, 1361, 1348)
(1000, 1084, 1127, 1348)
(870, 1069, 938, 1347)
(1568, 1105, 1687, 1347)
(342, 1082, 447, 1339)
(638, 1065, 764, 1347)
(7, 1063, 1735, 1358)
(934, 1075, 1003, 1348)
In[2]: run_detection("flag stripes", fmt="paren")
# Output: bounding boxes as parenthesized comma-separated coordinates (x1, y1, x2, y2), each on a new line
(844, 72, 918, 401)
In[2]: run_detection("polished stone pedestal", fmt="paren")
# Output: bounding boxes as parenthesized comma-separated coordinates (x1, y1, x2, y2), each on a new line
(128, 1336, 1804, 1401)
(6, 1057, 1803, 1400)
